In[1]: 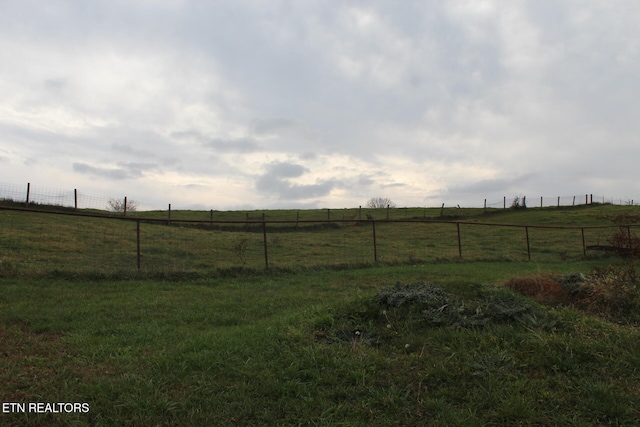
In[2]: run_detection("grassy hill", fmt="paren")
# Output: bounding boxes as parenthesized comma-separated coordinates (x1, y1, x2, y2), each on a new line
(1, 204, 640, 425)
(1, 203, 638, 278)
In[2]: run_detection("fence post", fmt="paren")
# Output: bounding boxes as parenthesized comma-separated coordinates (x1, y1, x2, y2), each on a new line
(557, 196, 560, 207)
(525, 226, 531, 261)
(372, 220, 378, 262)
(572, 196, 575, 206)
(327, 208, 330, 222)
(456, 222, 462, 259)
(359, 206, 361, 221)
(262, 219, 269, 270)
(484, 199, 486, 212)
(503, 196, 506, 209)
(136, 220, 141, 271)
(386, 204, 390, 220)
(540, 196, 543, 208)
(124, 196, 128, 217)
(74, 189, 78, 210)
(581, 228, 586, 256)
(168, 204, 171, 225)
(585, 194, 588, 205)
(210, 209, 213, 223)
(26, 182, 30, 206)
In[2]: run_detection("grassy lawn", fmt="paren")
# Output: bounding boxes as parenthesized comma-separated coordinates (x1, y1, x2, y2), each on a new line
(2, 259, 640, 426)
(2, 204, 640, 425)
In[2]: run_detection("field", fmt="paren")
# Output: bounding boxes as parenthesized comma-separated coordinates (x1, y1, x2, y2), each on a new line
(2, 204, 640, 425)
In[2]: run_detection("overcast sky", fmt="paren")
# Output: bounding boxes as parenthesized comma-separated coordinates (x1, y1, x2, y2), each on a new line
(1, 1, 639, 210)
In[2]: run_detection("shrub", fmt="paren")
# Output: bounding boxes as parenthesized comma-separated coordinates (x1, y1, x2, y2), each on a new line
(366, 197, 396, 209)
(608, 214, 640, 256)
(578, 263, 640, 323)
(510, 195, 527, 209)
(107, 198, 139, 213)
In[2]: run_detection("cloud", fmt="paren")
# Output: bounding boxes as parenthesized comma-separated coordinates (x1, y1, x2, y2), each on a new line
(72, 162, 158, 181)
(205, 138, 260, 154)
(2, 1, 640, 209)
(256, 161, 335, 200)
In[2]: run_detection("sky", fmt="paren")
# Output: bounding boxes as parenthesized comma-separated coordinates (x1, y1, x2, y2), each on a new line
(1, 0, 640, 210)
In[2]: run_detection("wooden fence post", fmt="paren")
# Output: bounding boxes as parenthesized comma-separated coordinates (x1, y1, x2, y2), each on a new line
(581, 228, 586, 256)
(123, 196, 128, 217)
(168, 204, 171, 225)
(26, 182, 30, 206)
(525, 226, 531, 261)
(74, 189, 78, 210)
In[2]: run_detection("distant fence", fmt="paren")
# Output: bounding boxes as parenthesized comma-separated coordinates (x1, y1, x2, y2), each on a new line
(0, 205, 634, 277)
(0, 182, 115, 211)
(1, 181, 638, 220)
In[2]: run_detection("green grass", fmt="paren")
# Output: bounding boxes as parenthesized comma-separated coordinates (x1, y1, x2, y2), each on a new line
(2, 204, 640, 425)
(2, 203, 637, 277)
(2, 261, 640, 425)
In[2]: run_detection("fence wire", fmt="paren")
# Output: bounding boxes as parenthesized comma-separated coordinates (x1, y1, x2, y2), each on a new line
(1, 207, 633, 277)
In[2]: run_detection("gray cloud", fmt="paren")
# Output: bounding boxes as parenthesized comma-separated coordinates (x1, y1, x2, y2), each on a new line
(72, 161, 158, 181)
(256, 161, 335, 200)
(205, 138, 260, 154)
(1, 1, 640, 208)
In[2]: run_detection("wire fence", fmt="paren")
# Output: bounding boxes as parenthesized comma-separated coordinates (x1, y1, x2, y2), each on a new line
(0, 206, 631, 277)
(1, 181, 639, 217)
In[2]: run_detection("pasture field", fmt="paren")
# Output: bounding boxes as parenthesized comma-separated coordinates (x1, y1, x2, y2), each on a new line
(0, 203, 636, 277)
(1, 204, 640, 425)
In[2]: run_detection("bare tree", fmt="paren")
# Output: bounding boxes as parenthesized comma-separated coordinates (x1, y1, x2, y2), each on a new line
(366, 197, 396, 209)
(107, 198, 139, 213)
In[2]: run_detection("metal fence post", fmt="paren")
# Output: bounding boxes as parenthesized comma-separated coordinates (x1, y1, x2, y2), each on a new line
(262, 220, 269, 270)
(136, 220, 141, 271)
(456, 222, 462, 259)
(372, 220, 378, 262)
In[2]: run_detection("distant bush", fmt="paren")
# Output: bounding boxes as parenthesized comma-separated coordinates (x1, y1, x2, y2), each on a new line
(107, 198, 139, 213)
(366, 197, 396, 209)
(608, 214, 640, 256)
(510, 195, 527, 209)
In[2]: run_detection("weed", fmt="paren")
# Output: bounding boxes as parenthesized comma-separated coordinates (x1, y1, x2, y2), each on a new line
(233, 239, 249, 268)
